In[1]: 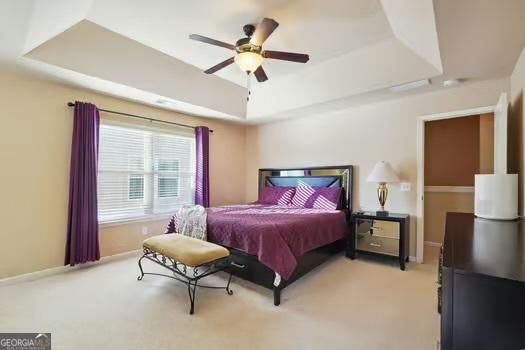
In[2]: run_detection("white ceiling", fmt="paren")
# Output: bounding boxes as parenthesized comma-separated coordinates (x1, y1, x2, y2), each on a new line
(26, 20, 248, 118)
(89, 0, 396, 85)
(1, 0, 525, 123)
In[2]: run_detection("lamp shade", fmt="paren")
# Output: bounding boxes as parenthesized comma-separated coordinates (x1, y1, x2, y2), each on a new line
(234, 52, 263, 73)
(366, 161, 400, 183)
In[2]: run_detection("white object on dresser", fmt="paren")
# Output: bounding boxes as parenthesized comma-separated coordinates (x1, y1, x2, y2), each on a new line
(475, 174, 518, 220)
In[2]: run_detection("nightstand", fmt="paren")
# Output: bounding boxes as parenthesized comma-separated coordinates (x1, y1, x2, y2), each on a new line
(347, 211, 410, 270)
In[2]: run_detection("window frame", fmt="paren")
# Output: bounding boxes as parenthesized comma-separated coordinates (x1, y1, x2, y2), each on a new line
(97, 120, 195, 225)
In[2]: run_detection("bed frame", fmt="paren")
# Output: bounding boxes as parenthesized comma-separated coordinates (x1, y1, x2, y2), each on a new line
(226, 165, 353, 305)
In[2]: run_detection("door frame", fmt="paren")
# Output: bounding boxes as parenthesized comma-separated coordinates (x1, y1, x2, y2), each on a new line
(416, 105, 495, 263)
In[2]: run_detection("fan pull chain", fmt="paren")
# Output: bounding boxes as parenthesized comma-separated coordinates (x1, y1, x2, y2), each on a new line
(247, 72, 252, 101)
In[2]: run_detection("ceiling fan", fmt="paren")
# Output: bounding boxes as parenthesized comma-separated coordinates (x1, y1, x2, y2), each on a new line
(189, 18, 309, 83)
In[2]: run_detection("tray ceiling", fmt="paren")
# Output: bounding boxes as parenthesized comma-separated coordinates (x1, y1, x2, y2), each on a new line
(1, 0, 524, 122)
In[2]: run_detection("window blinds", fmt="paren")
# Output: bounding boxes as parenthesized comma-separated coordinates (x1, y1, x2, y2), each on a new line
(98, 122, 196, 223)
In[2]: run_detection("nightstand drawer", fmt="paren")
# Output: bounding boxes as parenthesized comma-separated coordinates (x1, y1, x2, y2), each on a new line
(356, 219, 400, 256)
(356, 234, 399, 256)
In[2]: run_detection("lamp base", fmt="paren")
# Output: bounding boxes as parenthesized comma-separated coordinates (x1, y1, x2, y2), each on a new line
(376, 183, 389, 217)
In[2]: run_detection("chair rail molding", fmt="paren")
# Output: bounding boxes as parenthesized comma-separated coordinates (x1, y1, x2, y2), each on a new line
(424, 186, 474, 193)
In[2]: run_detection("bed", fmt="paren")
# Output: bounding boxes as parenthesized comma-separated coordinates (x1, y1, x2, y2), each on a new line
(207, 166, 353, 305)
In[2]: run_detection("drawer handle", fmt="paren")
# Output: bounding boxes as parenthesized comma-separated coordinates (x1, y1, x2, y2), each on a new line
(230, 262, 245, 269)
(369, 242, 382, 247)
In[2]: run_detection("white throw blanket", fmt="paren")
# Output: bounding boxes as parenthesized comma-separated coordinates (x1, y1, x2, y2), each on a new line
(175, 205, 207, 240)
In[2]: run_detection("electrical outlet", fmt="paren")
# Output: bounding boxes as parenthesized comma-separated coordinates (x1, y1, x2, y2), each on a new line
(141, 226, 149, 235)
(400, 182, 411, 192)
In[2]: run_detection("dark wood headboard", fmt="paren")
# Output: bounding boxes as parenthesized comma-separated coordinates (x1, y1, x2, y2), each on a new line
(258, 165, 354, 213)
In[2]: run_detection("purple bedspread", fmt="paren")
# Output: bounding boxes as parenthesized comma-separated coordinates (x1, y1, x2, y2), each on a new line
(206, 204, 348, 280)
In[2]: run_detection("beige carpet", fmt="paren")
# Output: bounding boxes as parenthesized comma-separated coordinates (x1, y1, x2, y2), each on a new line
(0, 253, 439, 350)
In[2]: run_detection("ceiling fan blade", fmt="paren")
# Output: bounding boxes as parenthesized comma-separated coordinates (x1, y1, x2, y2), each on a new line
(263, 50, 309, 63)
(189, 34, 235, 50)
(204, 57, 235, 74)
(253, 66, 268, 82)
(250, 18, 279, 46)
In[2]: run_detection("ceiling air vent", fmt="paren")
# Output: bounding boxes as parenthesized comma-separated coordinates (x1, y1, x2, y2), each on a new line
(155, 98, 176, 107)
(389, 79, 430, 93)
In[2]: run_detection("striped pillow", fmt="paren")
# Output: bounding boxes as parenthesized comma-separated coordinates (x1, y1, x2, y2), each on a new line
(291, 181, 316, 207)
(309, 187, 342, 210)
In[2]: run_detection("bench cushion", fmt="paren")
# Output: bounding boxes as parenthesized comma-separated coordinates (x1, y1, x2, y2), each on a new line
(143, 234, 229, 267)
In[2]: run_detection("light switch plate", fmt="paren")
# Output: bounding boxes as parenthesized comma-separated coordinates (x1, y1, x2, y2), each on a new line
(400, 182, 411, 192)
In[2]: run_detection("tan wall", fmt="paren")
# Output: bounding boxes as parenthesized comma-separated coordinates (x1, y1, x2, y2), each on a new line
(424, 192, 474, 244)
(510, 48, 525, 215)
(0, 69, 246, 278)
(1, 65, 518, 277)
(424, 115, 480, 186)
(479, 113, 495, 174)
(245, 78, 509, 257)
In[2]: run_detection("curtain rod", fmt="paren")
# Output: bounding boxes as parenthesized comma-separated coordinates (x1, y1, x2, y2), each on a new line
(67, 102, 213, 133)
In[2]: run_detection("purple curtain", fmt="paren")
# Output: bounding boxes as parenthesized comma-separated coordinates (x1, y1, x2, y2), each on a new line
(65, 102, 101, 266)
(195, 126, 210, 207)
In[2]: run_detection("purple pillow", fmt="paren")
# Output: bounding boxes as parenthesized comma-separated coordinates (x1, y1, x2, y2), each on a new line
(258, 187, 296, 205)
(308, 187, 342, 210)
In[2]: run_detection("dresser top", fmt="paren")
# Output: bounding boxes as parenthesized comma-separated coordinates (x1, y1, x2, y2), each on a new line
(444, 213, 525, 282)
(354, 211, 409, 220)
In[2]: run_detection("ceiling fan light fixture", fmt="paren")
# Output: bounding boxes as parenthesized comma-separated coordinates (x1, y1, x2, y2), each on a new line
(190, 18, 309, 82)
(234, 51, 263, 73)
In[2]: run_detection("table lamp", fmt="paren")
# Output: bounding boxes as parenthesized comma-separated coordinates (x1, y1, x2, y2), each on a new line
(366, 161, 399, 216)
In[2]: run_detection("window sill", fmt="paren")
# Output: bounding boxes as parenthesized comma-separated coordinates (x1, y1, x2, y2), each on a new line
(99, 213, 173, 228)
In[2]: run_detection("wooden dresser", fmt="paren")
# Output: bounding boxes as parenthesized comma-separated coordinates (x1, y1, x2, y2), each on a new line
(439, 213, 525, 350)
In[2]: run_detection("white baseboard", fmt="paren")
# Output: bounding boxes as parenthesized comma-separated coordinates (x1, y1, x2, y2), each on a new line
(424, 241, 442, 247)
(409, 256, 417, 262)
(0, 249, 141, 287)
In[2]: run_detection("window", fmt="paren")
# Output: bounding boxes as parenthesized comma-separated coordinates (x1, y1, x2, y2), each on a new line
(158, 159, 180, 198)
(98, 122, 195, 223)
(128, 175, 145, 200)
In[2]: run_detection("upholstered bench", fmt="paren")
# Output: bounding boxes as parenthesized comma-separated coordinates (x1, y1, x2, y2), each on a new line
(137, 234, 233, 314)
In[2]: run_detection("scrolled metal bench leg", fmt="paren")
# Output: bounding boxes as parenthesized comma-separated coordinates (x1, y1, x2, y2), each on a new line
(187, 280, 198, 315)
(137, 252, 233, 314)
(137, 254, 146, 281)
(187, 281, 192, 314)
(225, 271, 234, 296)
